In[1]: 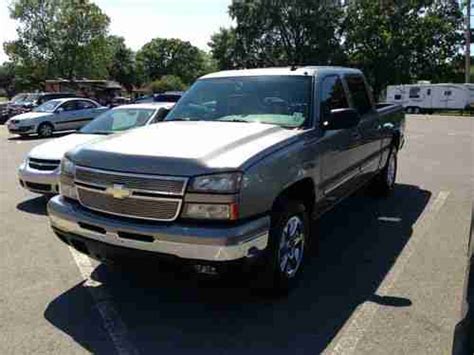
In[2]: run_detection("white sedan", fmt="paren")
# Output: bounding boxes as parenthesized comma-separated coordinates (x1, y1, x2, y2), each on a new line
(18, 102, 174, 194)
(6, 98, 107, 137)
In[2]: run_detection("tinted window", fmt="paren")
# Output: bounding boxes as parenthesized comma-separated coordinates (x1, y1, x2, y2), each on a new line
(76, 100, 96, 109)
(166, 76, 312, 128)
(444, 90, 452, 96)
(320, 76, 349, 118)
(427, 89, 431, 95)
(394, 94, 402, 100)
(61, 101, 77, 111)
(409, 87, 421, 98)
(346, 75, 372, 115)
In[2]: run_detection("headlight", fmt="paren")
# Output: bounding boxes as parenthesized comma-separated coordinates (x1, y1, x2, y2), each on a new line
(59, 157, 77, 200)
(189, 172, 242, 193)
(60, 157, 76, 177)
(182, 203, 239, 220)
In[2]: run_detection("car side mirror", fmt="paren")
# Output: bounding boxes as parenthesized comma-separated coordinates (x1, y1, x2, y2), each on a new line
(322, 108, 360, 130)
(56, 107, 64, 114)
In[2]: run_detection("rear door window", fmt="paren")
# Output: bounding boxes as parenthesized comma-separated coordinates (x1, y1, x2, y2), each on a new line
(345, 75, 373, 115)
(76, 100, 96, 110)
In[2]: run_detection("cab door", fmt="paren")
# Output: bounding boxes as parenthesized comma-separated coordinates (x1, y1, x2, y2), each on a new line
(344, 74, 382, 179)
(319, 75, 361, 200)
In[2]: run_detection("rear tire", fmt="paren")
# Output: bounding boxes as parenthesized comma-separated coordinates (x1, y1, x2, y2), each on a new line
(37, 122, 54, 138)
(370, 147, 397, 197)
(254, 199, 309, 296)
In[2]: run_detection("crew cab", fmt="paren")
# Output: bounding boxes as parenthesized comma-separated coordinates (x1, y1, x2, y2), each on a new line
(18, 103, 174, 195)
(6, 98, 107, 137)
(47, 67, 405, 292)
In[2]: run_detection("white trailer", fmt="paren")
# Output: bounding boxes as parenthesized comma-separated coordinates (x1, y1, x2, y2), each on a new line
(386, 83, 474, 113)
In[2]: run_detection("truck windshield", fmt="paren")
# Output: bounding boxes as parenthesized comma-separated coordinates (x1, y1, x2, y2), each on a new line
(165, 76, 312, 128)
(79, 108, 156, 134)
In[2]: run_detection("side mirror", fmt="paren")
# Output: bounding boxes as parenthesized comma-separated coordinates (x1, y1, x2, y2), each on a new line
(56, 107, 64, 114)
(322, 108, 360, 130)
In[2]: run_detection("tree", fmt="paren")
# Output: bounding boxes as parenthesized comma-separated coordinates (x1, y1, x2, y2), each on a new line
(0, 63, 16, 98)
(148, 75, 186, 93)
(343, 0, 464, 98)
(4, 0, 110, 81)
(136, 38, 209, 84)
(106, 35, 137, 92)
(227, 0, 345, 68)
(208, 28, 239, 70)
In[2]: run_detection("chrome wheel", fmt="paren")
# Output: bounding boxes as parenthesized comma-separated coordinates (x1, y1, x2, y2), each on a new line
(278, 215, 305, 278)
(38, 124, 53, 137)
(386, 151, 396, 187)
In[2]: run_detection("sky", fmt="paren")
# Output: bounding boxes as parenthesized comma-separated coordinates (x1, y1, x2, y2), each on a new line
(0, 0, 472, 65)
(0, 0, 233, 64)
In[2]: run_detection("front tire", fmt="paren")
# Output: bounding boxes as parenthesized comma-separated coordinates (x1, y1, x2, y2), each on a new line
(255, 199, 309, 295)
(37, 122, 54, 138)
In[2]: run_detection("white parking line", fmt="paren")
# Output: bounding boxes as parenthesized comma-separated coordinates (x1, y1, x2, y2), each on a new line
(68, 247, 139, 355)
(325, 190, 450, 355)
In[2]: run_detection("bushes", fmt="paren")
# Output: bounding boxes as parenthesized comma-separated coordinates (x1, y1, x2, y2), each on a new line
(148, 75, 187, 93)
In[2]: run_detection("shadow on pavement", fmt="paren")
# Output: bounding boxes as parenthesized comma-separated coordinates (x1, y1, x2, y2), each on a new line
(8, 131, 72, 141)
(44, 183, 431, 354)
(16, 195, 50, 216)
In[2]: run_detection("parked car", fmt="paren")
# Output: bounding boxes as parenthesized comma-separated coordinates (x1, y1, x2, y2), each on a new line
(386, 83, 474, 113)
(48, 67, 405, 293)
(7, 92, 77, 116)
(18, 103, 174, 195)
(109, 96, 131, 108)
(134, 91, 183, 104)
(6, 98, 107, 137)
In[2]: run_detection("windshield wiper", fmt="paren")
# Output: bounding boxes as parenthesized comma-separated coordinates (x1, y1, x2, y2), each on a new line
(217, 118, 250, 123)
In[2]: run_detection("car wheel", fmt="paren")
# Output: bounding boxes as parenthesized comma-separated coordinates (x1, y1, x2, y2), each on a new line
(37, 122, 54, 138)
(405, 107, 412, 114)
(255, 199, 309, 295)
(413, 107, 421, 114)
(371, 147, 398, 197)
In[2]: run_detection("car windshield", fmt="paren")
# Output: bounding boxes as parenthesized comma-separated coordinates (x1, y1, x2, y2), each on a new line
(10, 94, 28, 104)
(24, 93, 41, 104)
(33, 99, 63, 113)
(79, 108, 156, 134)
(165, 76, 312, 128)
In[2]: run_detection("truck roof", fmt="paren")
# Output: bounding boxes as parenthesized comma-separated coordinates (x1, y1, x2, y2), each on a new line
(200, 66, 362, 79)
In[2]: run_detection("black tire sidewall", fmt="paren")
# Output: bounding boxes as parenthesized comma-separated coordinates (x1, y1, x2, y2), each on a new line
(261, 199, 310, 292)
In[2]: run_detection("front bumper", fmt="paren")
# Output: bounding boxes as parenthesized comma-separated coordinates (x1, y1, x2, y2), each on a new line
(47, 195, 270, 262)
(7, 124, 35, 134)
(18, 163, 60, 194)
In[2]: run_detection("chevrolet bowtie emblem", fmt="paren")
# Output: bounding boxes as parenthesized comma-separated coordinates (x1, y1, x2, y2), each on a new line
(105, 184, 131, 199)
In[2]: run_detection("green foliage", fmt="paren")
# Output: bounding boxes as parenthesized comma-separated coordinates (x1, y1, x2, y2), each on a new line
(148, 75, 187, 93)
(106, 35, 137, 91)
(343, 0, 464, 97)
(136, 38, 210, 85)
(4, 0, 110, 82)
(227, 0, 346, 68)
(208, 28, 239, 70)
(0, 63, 16, 97)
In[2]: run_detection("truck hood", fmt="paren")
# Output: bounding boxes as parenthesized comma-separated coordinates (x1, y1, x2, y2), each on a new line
(29, 133, 102, 161)
(9, 111, 51, 121)
(69, 121, 303, 176)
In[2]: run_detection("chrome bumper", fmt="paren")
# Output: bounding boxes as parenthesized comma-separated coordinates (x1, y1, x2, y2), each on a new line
(47, 195, 270, 262)
(18, 162, 60, 193)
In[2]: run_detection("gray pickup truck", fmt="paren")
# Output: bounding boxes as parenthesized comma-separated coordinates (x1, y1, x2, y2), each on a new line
(48, 67, 405, 291)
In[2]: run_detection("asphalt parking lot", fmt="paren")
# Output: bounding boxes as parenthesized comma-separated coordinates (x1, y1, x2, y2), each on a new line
(0, 115, 472, 355)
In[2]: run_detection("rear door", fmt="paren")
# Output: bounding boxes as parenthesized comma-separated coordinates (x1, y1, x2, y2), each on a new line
(344, 74, 382, 177)
(53, 100, 80, 131)
(319, 74, 361, 199)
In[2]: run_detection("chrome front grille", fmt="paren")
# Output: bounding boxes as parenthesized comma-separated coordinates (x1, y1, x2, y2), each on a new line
(77, 187, 181, 221)
(74, 166, 187, 221)
(75, 166, 186, 195)
(28, 158, 60, 171)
